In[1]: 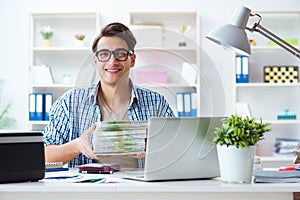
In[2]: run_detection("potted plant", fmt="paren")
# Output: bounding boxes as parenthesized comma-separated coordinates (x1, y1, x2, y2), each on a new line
(74, 33, 86, 47)
(211, 115, 271, 183)
(39, 26, 54, 47)
(0, 103, 15, 129)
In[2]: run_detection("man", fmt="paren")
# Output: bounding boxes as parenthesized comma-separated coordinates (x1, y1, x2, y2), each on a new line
(43, 22, 174, 168)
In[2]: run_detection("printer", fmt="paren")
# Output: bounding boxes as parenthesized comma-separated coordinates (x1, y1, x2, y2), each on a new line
(0, 131, 45, 183)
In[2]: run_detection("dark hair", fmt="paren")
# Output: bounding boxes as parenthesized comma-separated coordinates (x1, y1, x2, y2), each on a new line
(92, 22, 137, 53)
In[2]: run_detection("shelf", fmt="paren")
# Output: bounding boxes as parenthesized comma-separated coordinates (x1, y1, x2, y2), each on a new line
(265, 120, 300, 125)
(31, 11, 99, 17)
(129, 11, 200, 116)
(28, 121, 49, 125)
(129, 11, 198, 30)
(31, 47, 92, 51)
(234, 10, 300, 158)
(252, 11, 300, 14)
(130, 11, 199, 50)
(141, 83, 197, 88)
(29, 84, 75, 88)
(136, 47, 198, 51)
(236, 83, 300, 88)
(248, 11, 300, 48)
(252, 45, 300, 50)
(28, 11, 100, 130)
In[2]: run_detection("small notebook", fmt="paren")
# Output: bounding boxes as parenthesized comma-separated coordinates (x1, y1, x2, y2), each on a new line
(45, 162, 69, 172)
(78, 163, 120, 174)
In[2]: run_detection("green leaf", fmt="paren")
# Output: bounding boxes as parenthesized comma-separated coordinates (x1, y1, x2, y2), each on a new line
(211, 115, 271, 148)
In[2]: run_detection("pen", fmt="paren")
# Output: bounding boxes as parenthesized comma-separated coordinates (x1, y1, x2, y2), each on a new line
(79, 170, 114, 174)
(45, 175, 81, 180)
(72, 178, 106, 183)
(46, 167, 69, 172)
(279, 164, 300, 171)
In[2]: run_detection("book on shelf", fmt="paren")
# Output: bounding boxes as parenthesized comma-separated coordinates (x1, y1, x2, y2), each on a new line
(181, 62, 197, 85)
(29, 65, 54, 85)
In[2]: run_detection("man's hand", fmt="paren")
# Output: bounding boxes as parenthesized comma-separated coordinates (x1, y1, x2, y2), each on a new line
(78, 124, 98, 160)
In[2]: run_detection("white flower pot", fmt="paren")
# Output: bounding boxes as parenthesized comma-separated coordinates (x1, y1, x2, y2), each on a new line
(217, 145, 256, 183)
(42, 39, 51, 47)
(75, 40, 85, 47)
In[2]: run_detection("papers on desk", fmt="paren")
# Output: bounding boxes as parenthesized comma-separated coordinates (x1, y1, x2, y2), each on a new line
(254, 170, 300, 183)
(44, 171, 123, 184)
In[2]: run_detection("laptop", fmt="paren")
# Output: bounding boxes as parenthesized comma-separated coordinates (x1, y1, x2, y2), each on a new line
(122, 117, 223, 181)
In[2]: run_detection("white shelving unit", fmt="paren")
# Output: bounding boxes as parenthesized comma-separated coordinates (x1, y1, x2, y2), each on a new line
(28, 11, 201, 130)
(28, 11, 101, 130)
(235, 11, 300, 165)
(128, 11, 201, 115)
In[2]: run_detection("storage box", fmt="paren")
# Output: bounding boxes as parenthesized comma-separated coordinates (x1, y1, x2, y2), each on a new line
(130, 25, 164, 48)
(136, 71, 168, 84)
(0, 131, 45, 183)
(264, 66, 299, 83)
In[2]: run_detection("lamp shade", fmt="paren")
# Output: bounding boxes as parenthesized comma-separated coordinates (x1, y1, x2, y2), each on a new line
(206, 6, 252, 56)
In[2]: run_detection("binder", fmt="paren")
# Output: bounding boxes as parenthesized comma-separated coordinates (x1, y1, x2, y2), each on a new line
(29, 93, 37, 120)
(176, 92, 197, 117)
(236, 55, 249, 83)
(190, 92, 197, 116)
(176, 93, 184, 117)
(43, 93, 53, 121)
(184, 93, 191, 115)
(35, 93, 44, 120)
(29, 92, 53, 121)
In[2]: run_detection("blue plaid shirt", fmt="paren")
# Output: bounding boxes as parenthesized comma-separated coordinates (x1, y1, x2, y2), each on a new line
(43, 82, 174, 168)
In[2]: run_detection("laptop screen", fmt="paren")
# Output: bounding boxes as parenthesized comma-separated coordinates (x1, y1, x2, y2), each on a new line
(128, 117, 223, 181)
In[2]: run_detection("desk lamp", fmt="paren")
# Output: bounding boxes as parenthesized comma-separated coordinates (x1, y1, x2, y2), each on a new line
(206, 5, 300, 59)
(207, 5, 300, 164)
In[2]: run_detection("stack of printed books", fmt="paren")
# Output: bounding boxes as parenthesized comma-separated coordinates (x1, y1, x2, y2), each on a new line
(92, 121, 148, 155)
(254, 169, 300, 183)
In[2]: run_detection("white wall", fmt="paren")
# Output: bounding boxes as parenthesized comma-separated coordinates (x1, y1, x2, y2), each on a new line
(1, 0, 299, 129)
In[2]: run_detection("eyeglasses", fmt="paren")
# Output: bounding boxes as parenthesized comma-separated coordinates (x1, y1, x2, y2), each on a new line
(95, 48, 134, 62)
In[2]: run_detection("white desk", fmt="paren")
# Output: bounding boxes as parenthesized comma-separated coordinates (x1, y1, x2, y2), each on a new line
(0, 170, 300, 200)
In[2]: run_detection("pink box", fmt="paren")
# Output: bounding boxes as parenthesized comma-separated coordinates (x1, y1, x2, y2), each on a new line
(136, 71, 168, 84)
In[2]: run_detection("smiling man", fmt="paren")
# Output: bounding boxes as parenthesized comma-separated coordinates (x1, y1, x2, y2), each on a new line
(43, 22, 174, 168)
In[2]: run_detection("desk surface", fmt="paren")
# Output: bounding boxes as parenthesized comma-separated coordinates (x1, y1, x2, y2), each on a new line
(0, 170, 300, 200)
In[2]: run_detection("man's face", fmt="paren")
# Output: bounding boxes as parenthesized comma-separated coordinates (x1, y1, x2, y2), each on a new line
(94, 36, 136, 86)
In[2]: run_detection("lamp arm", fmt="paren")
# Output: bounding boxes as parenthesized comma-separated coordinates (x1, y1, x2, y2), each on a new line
(250, 23, 300, 59)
